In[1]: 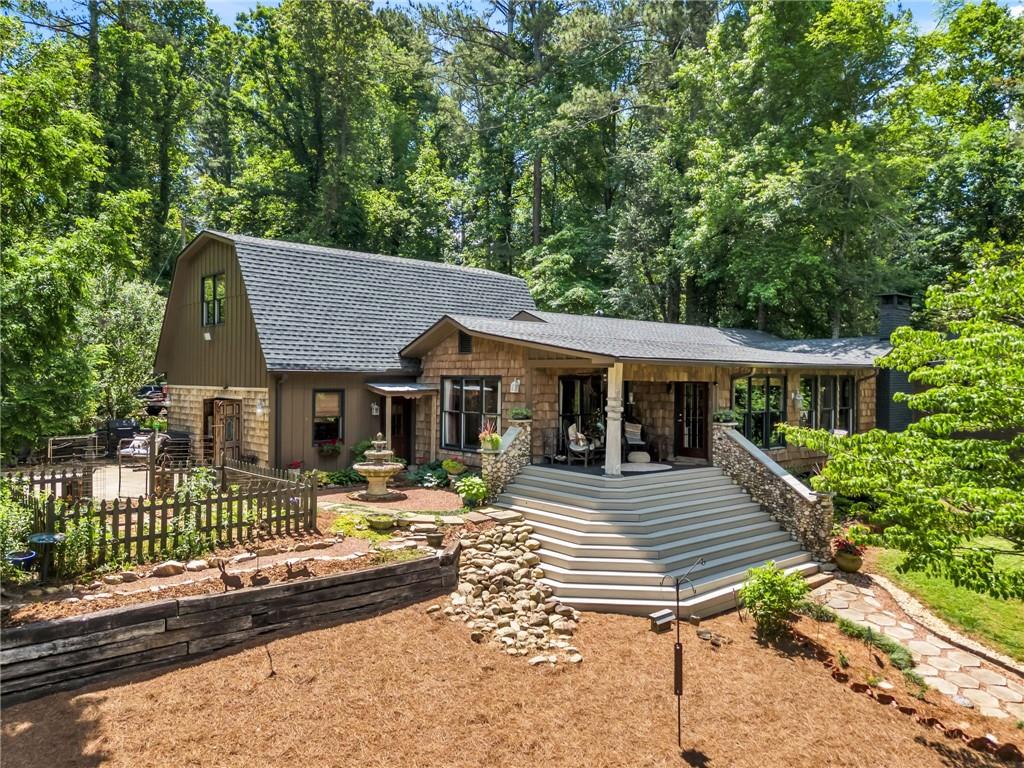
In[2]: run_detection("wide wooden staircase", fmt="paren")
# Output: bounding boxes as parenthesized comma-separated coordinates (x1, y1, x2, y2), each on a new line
(493, 464, 823, 617)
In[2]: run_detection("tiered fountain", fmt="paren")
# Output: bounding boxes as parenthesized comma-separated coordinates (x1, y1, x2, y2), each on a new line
(350, 432, 407, 502)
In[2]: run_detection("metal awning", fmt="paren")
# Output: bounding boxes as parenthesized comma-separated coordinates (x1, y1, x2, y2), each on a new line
(366, 382, 439, 398)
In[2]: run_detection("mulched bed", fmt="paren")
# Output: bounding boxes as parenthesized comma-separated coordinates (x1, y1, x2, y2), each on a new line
(2, 551, 427, 628)
(2, 607, 1020, 767)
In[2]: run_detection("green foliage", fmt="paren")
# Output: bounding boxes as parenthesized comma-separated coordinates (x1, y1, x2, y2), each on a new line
(739, 561, 810, 641)
(441, 458, 466, 475)
(53, 509, 103, 580)
(835, 617, 915, 671)
(454, 474, 488, 505)
(406, 461, 448, 489)
(175, 467, 218, 503)
(712, 409, 739, 424)
(350, 439, 375, 464)
(329, 512, 392, 544)
(325, 467, 363, 487)
(0, 482, 35, 580)
(784, 248, 1024, 599)
(509, 408, 532, 421)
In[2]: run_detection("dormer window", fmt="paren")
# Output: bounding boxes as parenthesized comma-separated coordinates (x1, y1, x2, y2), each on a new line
(201, 274, 225, 326)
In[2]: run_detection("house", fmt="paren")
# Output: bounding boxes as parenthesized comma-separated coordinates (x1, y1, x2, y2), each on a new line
(156, 231, 912, 615)
(154, 231, 534, 468)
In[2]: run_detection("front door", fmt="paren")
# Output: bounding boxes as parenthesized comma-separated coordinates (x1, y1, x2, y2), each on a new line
(211, 399, 242, 463)
(381, 397, 413, 462)
(673, 382, 709, 459)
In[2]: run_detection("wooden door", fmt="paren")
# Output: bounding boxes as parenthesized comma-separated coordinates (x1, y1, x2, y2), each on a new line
(213, 399, 242, 463)
(381, 397, 413, 462)
(674, 383, 709, 459)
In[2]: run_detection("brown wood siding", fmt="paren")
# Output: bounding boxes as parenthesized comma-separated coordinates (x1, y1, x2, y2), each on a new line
(276, 373, 414, 470)
(155, 238, 268, 388)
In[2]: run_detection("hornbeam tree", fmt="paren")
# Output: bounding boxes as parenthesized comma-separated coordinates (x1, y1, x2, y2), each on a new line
(783, 244, 1024, 599)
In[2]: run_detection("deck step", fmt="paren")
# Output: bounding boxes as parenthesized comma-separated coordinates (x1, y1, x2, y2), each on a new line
(499, 463, 819, 616)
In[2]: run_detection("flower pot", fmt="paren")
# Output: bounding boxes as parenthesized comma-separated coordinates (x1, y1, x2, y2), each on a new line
(834, 551, 863, 573)
(5, 550, 36, 571)
(366, 515, 395, 532)
(426, 531, 445, 548)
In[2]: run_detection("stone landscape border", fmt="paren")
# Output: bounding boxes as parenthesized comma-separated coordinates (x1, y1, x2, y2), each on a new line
(0, 544, 460, 707)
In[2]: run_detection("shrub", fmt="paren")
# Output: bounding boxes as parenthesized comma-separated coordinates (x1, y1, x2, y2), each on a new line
(53, 506, 103, 579)
(441, 458, 466, 475)
(326, 467, 362, 486)
(739, 561, 810, 640)
(406, 461, 448, 488)
(712, 409, 739, 423)
(509, 407, 532, 420)
(0, 481, 34, 580)
(454, 474, 488, 505)
(351, 438, 374, 463)
(175, 466, 218, 503)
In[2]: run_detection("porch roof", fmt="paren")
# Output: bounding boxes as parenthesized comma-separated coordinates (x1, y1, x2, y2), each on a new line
(365, 382, 438, 398)
(402, 311, 889, 368)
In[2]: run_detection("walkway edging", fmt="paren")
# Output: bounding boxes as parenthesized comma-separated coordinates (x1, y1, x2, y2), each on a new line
(869, 571, 1023, 678)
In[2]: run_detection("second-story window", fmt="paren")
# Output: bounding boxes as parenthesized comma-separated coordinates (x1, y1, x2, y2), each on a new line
(201, 274, 225, 326)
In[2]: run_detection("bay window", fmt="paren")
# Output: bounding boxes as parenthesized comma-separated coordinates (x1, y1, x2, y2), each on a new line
(442, 377, 500, 451)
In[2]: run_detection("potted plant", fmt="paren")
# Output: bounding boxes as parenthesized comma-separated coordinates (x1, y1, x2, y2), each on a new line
(832, 535, 865, 573)
(286, 459, 303, 477)
(426, 530, 445, 548)
(509, 407, 532, 421)
(454, 474, 488, 508)
(713, 409, 739, 425)
(366, 513, 395, 532)
(479, 420, 501, 451)
(441, 458, 466, 482)
(317, 439, 342, 457)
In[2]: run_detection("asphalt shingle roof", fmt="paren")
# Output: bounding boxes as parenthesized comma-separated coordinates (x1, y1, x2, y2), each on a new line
(437, 310, 888, 367)
(213, 232, 536, 373)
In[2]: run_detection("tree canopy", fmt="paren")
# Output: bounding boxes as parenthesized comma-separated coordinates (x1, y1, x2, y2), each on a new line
(1, 0, 1023, 456)
(784, 246, 1024, 599)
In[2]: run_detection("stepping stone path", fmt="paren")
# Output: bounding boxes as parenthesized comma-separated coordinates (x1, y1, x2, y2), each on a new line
(811, 576, 1024, 721)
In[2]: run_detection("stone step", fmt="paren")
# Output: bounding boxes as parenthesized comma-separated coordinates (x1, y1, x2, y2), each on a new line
(496, 490, 755, 521)
(549, 561, 821, 617)
(507, 470, 734, 500)
(536, 537, 806, 576)
(502, 478, 742, 510)
(518, 464, 724, 489)
(526, 512, 780, 547)
(511, 501, 766, 535)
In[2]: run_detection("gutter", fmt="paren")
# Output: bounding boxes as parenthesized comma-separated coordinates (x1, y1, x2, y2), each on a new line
(274, 374, 283, 468)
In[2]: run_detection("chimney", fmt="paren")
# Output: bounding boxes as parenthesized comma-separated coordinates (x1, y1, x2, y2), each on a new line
(878, 293, 912, 341)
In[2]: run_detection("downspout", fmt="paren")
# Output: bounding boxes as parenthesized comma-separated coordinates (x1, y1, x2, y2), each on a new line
(274, 374, 284, 468)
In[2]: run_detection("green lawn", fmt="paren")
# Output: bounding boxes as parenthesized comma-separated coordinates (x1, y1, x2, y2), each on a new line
(873, 538, 1024, 662)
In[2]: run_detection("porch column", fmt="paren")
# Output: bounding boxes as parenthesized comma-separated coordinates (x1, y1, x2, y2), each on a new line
(385, 395, 393, 449)
(604, 362, 624, 476)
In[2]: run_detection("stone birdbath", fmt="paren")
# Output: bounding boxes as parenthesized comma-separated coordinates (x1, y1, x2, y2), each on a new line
(350, 432, 407, 502)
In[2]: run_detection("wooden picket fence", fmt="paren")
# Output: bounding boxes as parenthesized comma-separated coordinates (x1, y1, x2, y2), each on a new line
(15, 473, 317, 572)
(2, 465, 94, 500)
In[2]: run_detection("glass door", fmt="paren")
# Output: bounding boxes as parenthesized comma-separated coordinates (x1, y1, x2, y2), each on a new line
(673, 382, 709, 459)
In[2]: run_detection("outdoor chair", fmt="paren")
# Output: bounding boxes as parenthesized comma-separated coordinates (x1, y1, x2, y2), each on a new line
(565, 423, 597, 466)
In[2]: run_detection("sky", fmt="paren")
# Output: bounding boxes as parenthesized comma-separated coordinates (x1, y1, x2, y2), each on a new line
(204, 0, 1023, 34)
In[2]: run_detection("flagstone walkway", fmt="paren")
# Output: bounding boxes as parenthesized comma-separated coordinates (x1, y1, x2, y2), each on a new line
(810, 575, 1024, 721)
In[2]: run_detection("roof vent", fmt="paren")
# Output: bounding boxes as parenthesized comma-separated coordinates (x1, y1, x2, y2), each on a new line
(458, 331, 473, 355)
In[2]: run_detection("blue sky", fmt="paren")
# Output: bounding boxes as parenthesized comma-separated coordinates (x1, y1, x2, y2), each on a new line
(204, 0, 1022, 33)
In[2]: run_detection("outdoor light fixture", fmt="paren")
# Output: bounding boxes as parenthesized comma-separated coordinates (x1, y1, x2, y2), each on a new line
(792, 391, 803, 407)
(370, 402, 380, 416)
(202, 331, 212, 341)
(255, 398, 266, 417)
(509, 378, 521, 394)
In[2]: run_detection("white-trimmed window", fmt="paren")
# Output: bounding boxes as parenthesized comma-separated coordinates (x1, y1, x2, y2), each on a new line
(441, 377, 500, 450)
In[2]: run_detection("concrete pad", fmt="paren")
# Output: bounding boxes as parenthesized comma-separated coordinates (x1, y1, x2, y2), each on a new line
(945, 671, 981, 690)
(881, 625, 914, 641)
(486, 510, 524, 522)
(465, 511, 491, 523)
(440, 515, 466, 525)
(827, 598, 850, 610)
(947, 650, 981, 668)
(923, 676, 958, 696)
(907, 640, 941, 657)
(925, 634, 953, 650)
(979, 707, 1009, 719)
(914, 664, 939, 677)
(987, 685, 1024, 704)
(964, 667, 1006, 686)
(961, 688, 999, 708)
(929, 655, 962, 672)
(866, 612, 897, 628)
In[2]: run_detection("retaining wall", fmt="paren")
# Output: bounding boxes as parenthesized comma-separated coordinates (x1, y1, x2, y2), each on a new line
(1, 545, 460, 706)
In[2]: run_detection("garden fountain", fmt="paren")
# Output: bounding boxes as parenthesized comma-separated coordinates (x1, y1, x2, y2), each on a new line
(350, 432, 407, 502)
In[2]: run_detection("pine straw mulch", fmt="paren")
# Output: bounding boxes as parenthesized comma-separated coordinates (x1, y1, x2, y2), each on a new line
(2, 551, 427, 628)
(3, 606, 1021, 768)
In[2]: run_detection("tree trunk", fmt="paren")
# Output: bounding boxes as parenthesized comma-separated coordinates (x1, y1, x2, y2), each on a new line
(684, 274, 698, 324)
(665, 266, 682, 323)
(756, 299, 767, 331)
(532, 153, 541, 246)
